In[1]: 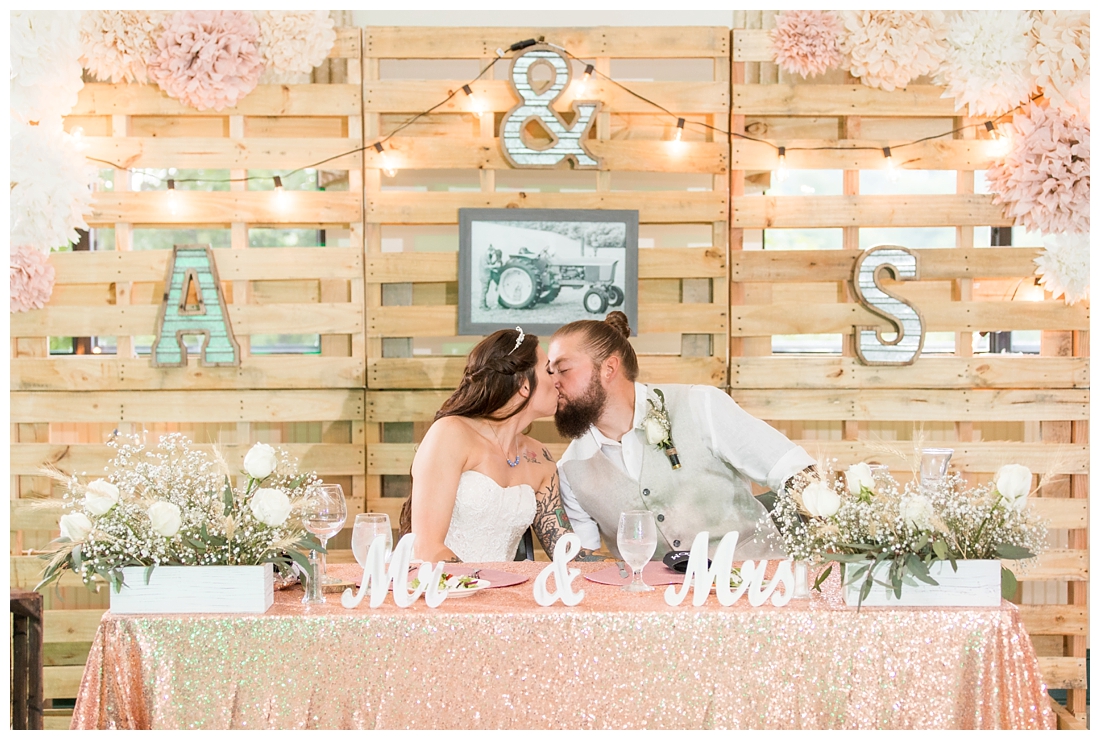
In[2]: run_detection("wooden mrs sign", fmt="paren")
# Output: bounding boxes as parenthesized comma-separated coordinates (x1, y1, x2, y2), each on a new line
(151, 245, 241, 368)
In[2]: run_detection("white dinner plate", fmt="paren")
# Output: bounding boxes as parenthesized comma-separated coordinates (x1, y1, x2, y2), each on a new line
(444, 578, 490, 598)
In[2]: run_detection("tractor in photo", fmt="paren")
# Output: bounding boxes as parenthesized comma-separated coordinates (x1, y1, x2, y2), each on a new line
(494, 248, 623, 313)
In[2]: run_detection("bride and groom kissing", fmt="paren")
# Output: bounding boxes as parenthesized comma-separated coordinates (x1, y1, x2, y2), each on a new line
(399, 311, 817, 564)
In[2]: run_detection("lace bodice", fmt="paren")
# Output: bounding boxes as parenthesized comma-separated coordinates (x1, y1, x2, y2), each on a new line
(443, 470, 537, 562)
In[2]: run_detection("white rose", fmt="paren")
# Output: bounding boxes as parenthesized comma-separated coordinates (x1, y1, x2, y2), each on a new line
(250, 488, 292, 527)
(845, 463, 875, 496)
(642, 417, 667, 446)
(900, 495, 934, 531)
(84, 479, 119, 516)
(59, 512, 93, 542)
(243, 442, 278, 480)
(147, 501, 182, 537)
(801, 480, 841, 518)
(995, 464, 1032, 512)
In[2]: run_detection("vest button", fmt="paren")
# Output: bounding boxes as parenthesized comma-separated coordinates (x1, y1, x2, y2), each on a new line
(657, 514, 665, 522)
(642, 488, 650, 496)
(673, 539, 680, 547)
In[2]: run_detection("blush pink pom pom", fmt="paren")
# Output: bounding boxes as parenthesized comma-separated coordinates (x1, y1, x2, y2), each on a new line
(147, 11, 264, 112)
(10, 246, 56, 313)
(771, 10, 843, 79)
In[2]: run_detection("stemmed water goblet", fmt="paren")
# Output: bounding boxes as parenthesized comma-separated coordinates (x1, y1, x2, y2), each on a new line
(617, 510, 658, 593)
(301, 484, 347, 604)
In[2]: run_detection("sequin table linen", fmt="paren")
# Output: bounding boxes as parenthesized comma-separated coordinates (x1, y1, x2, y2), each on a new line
(71, 562, 1054, 730)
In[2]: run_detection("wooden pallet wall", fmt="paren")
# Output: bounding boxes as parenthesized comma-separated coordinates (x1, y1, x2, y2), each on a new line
(730, 18, 1088, 727)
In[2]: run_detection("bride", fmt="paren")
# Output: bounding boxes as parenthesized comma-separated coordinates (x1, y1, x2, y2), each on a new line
(400, 327, 603, 563)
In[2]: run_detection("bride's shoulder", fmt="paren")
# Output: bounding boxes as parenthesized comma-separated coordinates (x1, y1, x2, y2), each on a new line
(424, 415, 478, 439)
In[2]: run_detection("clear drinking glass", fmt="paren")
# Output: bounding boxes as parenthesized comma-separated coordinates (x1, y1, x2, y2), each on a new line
(919, 448, 954, 487)
(302, 484, 347, 591)
(352, 513, 392, 569)
(617, 510, 658, 593)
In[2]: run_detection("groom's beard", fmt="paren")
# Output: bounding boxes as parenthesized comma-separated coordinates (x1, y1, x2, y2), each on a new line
(554, 374, 607, 439)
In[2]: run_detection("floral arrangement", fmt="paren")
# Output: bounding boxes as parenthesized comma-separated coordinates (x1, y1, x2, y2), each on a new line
(147, 11, 265, 112)
(80, 10, 167, 84)
(640, 389, 680, 470)
(9, 120, 97, 256)
(839, 10, 948, 92)
(10, 245, 57, 313)
(1028, 10, 1090, 113)
(256, 11, 337, 83)
(1034, 232, 1090, 306)
(770, 10, 843, 79)
(985, 102, 1090, 235)
(774, 460, 1048, 606)
(36, 434, 321, 593)
(10, 10, 85, 123)
(935, 11, 1035, 118)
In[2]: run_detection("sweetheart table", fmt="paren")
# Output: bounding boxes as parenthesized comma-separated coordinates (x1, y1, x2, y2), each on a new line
(70, 561, 1054, 730)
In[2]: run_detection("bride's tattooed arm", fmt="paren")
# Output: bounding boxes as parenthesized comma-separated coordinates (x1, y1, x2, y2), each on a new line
(532, 453, 606, 561)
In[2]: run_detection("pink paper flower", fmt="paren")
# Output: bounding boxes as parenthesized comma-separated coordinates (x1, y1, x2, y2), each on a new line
(986, 102, 1090, 234)
(147, 11, 264, 112)
(771, 10, 843, 79)
(10, 245, 56, 313)
(839, 11, 949, 92)
(80, 10, 167, 84)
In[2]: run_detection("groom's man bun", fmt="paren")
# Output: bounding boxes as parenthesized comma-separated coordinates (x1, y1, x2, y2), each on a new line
(552, 311, 638, 381)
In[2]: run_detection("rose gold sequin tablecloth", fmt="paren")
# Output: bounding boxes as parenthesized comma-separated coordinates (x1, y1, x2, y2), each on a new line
(71, 562, 1054, 730)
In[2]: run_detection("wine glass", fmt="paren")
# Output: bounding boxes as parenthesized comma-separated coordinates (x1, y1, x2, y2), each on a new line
(302, 484, 347, 590)
(352, 513, 392, 569)
(617, 510, 657, 593)
(919, 448, 953, 487)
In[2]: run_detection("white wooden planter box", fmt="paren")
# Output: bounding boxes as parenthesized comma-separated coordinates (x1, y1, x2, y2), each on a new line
(843, 559, 1001, 607)
(109, 565, 274, 614)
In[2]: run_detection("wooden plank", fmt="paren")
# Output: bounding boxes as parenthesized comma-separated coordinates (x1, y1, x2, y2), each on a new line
(44, 711, 74, 731)
(1019, 605, 1089, 636)
(43, 611, 106, 644)
(11, 356, 364, 392)
(363, 26, 729, 59)
(732, 389, 1089, 422)
(330, 26, 361, 58)
(73, 83, 361, 117)
(44, 642, 93, 667)
(732, 28, 773, 63)
(802, 441, 1089, 476)
(11, 303, 363, 338)
(1029, 498, 1089, 530)
(732, 195, 1011, 229)
(731, 248, 1044, 282)
(1003, 549, 1088, 582)
(10, 390, 365, 423)
(9, 443, 363, 481)
(50, 248, 362, 284)
(368, 303, 725, 338)
(368, 191, 726, 224)
(11, 557, 86, 590)
(364, 79, 728, 115)
(1037, 657, 1088, 690)
(369, 135, 727, 173)
(44, 666, 86, 700)
(88, 191, 361, 227)
(734, 84, 957, 117)
(732, 138, 1006, 171)
(368, 354, 727, 390)
(1048, 696, 1088, 730)
(731, 357, 1089, 390)
(365, 247, 725, 283)
(85, 136, 363, 171)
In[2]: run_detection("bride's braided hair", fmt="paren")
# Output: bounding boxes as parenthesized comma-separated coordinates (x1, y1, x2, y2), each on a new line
(551, 310, 638, 381)
(434, 328, 540, 422)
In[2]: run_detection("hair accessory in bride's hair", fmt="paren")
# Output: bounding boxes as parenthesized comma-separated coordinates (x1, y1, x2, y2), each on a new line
(507, 326, 525, 355)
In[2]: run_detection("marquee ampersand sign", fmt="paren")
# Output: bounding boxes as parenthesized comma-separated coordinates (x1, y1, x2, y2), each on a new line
(850, 245, 925, 366)
(500, 45, 601, 169)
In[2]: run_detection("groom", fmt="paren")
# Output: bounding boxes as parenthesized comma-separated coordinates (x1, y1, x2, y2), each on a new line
(548, 313, 816, 561)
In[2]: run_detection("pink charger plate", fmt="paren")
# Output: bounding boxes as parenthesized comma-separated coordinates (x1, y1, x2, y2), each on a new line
(354, 564, 530, 589)
(585, 561, 684, 586)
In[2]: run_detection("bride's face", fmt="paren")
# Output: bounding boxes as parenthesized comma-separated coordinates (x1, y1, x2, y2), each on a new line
(527, 345, 559, 418)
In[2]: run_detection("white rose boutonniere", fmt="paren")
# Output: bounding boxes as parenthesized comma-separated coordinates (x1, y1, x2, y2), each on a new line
(243, 442, 278, 480)
(639, 388, 680, 470)
(84, 479, 120, 516)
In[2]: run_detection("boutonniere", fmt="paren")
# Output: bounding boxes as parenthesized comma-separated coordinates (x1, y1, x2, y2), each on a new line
(640, 389, 681, 470)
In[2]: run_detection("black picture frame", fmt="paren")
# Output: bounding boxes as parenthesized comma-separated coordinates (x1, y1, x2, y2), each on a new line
(458, 208, 639, 337)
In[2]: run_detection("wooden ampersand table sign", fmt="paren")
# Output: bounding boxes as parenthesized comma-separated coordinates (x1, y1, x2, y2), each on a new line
(533, 533, 586, 606)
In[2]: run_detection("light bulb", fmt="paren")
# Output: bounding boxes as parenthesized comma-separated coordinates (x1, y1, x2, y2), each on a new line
(374, 142, 398, 178)
(883, 146, 899, 182)
(273, 175, 289, 205)
(576, 64, 594, 96)
(674, 118, 685, 142)
(71, 126, 87, 151)
(462, 84, 483, 114)
(167, 178, 178, 214)
(775, 146, 788, 184)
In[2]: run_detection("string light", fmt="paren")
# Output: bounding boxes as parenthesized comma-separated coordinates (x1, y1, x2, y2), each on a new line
(71, 126, 86, 151)
(775, 146, 789, 184)
(373, 142, 398, 178)
(273, 175, 289, 205)
(883, 146, 899, 182)
(166, 178, 178, 214)
(576, 63, 594, 95)
(461, 84, 484, 114)
(673, 118, 685, 142)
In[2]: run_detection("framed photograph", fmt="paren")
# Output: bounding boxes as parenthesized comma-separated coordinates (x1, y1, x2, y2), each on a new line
(458, 208, 639, 337)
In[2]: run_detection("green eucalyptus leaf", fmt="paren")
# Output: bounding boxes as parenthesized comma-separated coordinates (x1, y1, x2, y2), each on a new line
(1001, 566, 1018, 600)
(143, 565, 155, 585)
(994, 543, 1033, 560)
(223, 476, 234, 515)
(813, 564, 833, 591)
(287, 549, 312, 575)
(859, 572, 873, 605)
(932, 540, 948, 560)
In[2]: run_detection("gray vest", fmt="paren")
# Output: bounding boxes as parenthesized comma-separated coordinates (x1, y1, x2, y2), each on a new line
(560, 384, 787, 561)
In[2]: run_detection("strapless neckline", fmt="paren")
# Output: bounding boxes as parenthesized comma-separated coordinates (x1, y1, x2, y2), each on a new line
(443, 470, 538, 562)
(460, 469, 535, 494)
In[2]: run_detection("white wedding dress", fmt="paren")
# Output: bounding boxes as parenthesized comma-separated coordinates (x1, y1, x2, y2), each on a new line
(443, 470, 537, 562)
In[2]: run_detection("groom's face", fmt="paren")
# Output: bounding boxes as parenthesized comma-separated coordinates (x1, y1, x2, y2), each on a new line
(548, 336, 608, 439)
